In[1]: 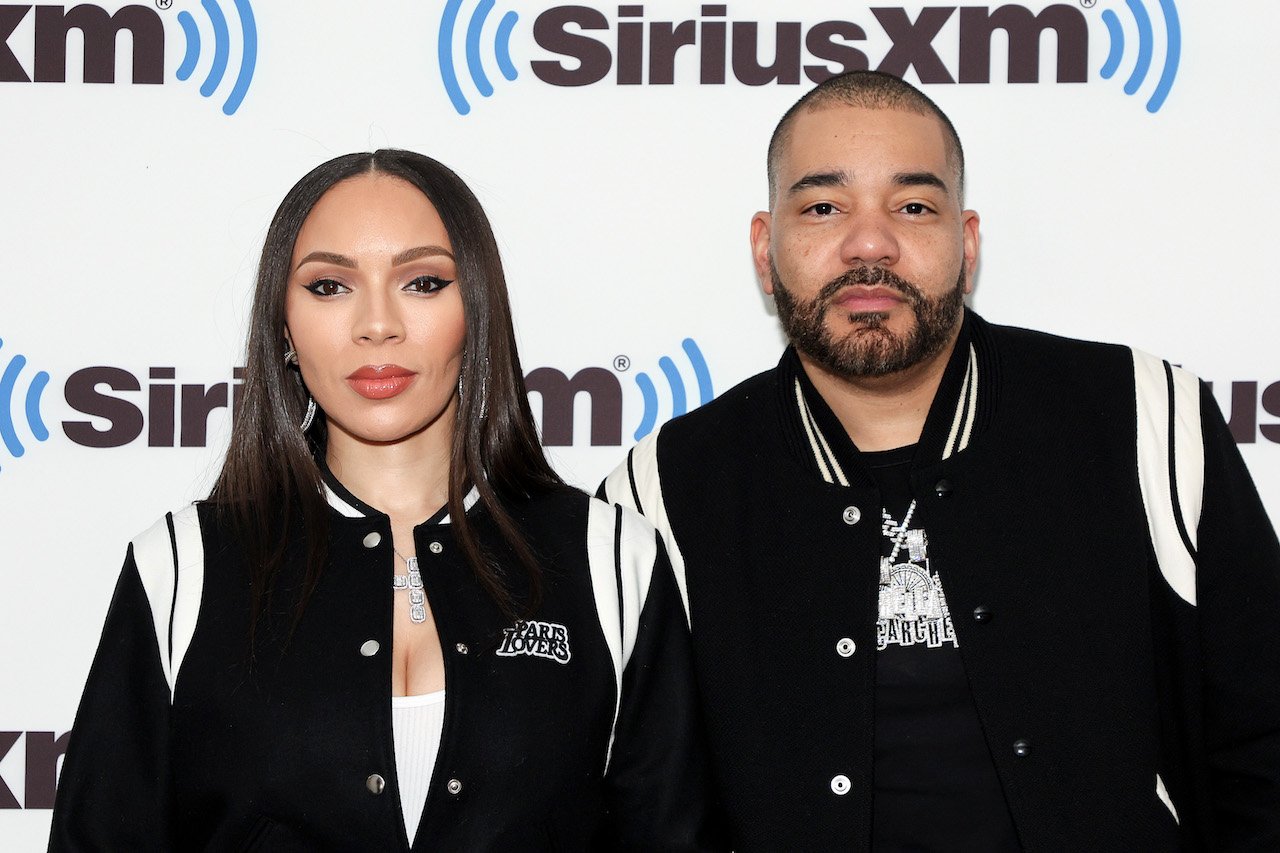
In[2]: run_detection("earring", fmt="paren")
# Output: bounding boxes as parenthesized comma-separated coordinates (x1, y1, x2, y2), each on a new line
(300, 397, 317, 432)
(285, 349, 315, 431)
(458, 369, 488, 418)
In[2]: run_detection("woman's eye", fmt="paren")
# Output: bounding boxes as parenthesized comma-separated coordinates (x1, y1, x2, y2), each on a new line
(406, 275, 455, 293)
(304, 278, 348, 296)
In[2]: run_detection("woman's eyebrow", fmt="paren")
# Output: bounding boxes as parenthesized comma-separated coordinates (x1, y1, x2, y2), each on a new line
(392, 245, 454, 265)
(294, 250, 356, 271)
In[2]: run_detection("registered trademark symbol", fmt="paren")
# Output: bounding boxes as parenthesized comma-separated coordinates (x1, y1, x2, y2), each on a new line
(156, 0, 172, 8)
(1079, 0, 1096, 7)
(613, 355, 631, 372)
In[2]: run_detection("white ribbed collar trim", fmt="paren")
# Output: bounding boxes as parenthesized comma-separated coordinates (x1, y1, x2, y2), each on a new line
(322, 480, 481, 525)
(323, 482, 365, 518)
(793, 343, 980, 485)
(941, 343, 980, 461)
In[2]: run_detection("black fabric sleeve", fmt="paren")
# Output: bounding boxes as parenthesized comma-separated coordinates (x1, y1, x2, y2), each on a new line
(597, 535, 728, 852)
(47, 547, 173, 852)
(1196, 382, 1280, 850)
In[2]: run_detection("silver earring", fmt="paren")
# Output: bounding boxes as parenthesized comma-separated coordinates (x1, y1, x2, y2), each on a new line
(458, 371, 488, 418)
(300, 397, 317, 432)
(285, 349, 315, 431)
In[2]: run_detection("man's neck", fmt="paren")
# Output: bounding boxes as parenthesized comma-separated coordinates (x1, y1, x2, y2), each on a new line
(799, 329, 961, 453)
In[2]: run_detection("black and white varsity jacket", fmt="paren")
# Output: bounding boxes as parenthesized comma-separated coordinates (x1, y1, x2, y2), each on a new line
(601, 310, 1280, 852)
(49, 476, 726, 852)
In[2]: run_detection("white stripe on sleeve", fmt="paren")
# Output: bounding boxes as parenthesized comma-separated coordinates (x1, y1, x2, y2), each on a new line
(131, 504, 205, 699)
(1133, 349, 1203, 606)
(614, 433, 692, 624)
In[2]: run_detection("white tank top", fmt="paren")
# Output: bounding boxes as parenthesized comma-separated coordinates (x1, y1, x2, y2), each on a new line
(391, 690, 446, 845)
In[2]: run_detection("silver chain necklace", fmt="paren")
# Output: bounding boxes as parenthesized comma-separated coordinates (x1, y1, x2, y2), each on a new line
(391, 547, 427, 624)
(880, 500, 919, 563)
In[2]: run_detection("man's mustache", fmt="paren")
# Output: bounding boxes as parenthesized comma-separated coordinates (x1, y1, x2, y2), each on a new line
(817, 266, 923, 305)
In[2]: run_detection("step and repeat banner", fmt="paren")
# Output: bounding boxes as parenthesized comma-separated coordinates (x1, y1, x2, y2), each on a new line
(3, 0, 1277, 845)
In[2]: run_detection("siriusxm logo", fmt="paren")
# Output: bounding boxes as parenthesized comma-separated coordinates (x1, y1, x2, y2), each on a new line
(0, 354, 246, 477)
(0, 335, 714, 476)
(0, 0, 257, 115)
(1209, 380, 1280, 446)
(1098, 0, 1179, 113)
(439, 0, 520, 115)
(437, 1, 1181, 115)
(632, 338, 713, 441)
(174, 0, 257, 115)
(528, 338, 714, 445)
(0, 730, 68, 810)
(0, 337, 51, 473)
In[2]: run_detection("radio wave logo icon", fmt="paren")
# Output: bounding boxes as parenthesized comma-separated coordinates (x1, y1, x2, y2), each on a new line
(438, 0, 520, 115)
(633, 339, 713, 441)
(0, 338, 51, 474)
(1098, 0, 1181, 113)
(174, 0, 258, 116)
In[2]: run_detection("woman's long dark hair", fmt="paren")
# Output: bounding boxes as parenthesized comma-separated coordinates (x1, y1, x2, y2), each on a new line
(209, 149, 563, 630)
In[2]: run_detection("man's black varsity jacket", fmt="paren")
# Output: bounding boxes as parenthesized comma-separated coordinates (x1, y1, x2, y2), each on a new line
(602, 310, 1280, 852)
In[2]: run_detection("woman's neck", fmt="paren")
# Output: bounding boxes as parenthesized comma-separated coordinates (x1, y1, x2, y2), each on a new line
(325, 427, 452, 524)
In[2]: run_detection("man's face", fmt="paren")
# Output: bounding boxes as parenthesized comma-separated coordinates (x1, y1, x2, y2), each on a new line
(752, 104, 980, 379)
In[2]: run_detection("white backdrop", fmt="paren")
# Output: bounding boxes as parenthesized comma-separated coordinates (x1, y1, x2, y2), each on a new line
(3, 0, 1277, 846)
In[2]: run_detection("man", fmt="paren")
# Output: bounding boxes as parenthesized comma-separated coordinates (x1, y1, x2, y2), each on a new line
(600, 71, 1280, 851)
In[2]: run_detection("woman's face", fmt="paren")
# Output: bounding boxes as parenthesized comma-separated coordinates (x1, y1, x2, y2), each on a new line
(284, 173, 466, 449)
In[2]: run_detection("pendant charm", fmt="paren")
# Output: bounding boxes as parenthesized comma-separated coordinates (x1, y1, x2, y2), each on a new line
(393, 556, 428, 624)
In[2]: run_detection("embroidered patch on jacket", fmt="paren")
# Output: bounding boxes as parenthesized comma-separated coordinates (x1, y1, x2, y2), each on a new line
(495, 620, 572, 664)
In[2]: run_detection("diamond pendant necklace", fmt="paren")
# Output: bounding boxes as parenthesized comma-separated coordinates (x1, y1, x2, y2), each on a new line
(392, 546, 427, 624)
(880, 500, 918, 563)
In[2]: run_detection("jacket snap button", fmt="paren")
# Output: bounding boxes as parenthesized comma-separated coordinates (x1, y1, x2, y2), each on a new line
(972, 605, 993, 624)
(456, 643, 469, 655)
(841, 506, 861, 525)
(830, 775, 851, 795)
(429, 541, 444, 554)
(1013, 738, 1031, 758)
(362, 531, 382, 548)
(934, 480, 953, 498)
(836, 638, 856, 658)
(359, 640, 380, 657)
(447, 778, 463, 795)
(366, 774, 385, 794)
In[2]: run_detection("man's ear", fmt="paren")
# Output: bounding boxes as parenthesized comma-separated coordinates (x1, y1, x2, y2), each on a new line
(960, 209, 981, 295)
(751, 211, 774, 295)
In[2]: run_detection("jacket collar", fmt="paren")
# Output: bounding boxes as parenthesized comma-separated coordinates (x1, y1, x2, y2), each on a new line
(778, 308, 999, 486)
(318, 459, 479, 525)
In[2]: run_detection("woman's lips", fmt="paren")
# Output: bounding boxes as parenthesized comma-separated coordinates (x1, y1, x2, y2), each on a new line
(346, 365, 417, 400)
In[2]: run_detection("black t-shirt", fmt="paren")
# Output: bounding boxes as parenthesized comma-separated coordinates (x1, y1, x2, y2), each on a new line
(865, 444, 1022, 852)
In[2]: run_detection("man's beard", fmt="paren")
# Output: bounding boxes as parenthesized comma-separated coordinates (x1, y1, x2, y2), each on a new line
(772, 263, 966, 378)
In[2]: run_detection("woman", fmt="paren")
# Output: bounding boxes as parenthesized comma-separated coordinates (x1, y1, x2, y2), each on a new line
(49, 150, 723, 851)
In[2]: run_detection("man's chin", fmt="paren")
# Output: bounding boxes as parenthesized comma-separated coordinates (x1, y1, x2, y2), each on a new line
(842, 310, 892, 326)
(831, 312, 913, 340)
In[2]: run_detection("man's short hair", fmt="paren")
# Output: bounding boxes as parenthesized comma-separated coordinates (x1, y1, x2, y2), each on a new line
(767, 70, 966, 206)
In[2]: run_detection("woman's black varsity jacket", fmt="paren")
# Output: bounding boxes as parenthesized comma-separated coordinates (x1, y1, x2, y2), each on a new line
(48, 476, 724, 852)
